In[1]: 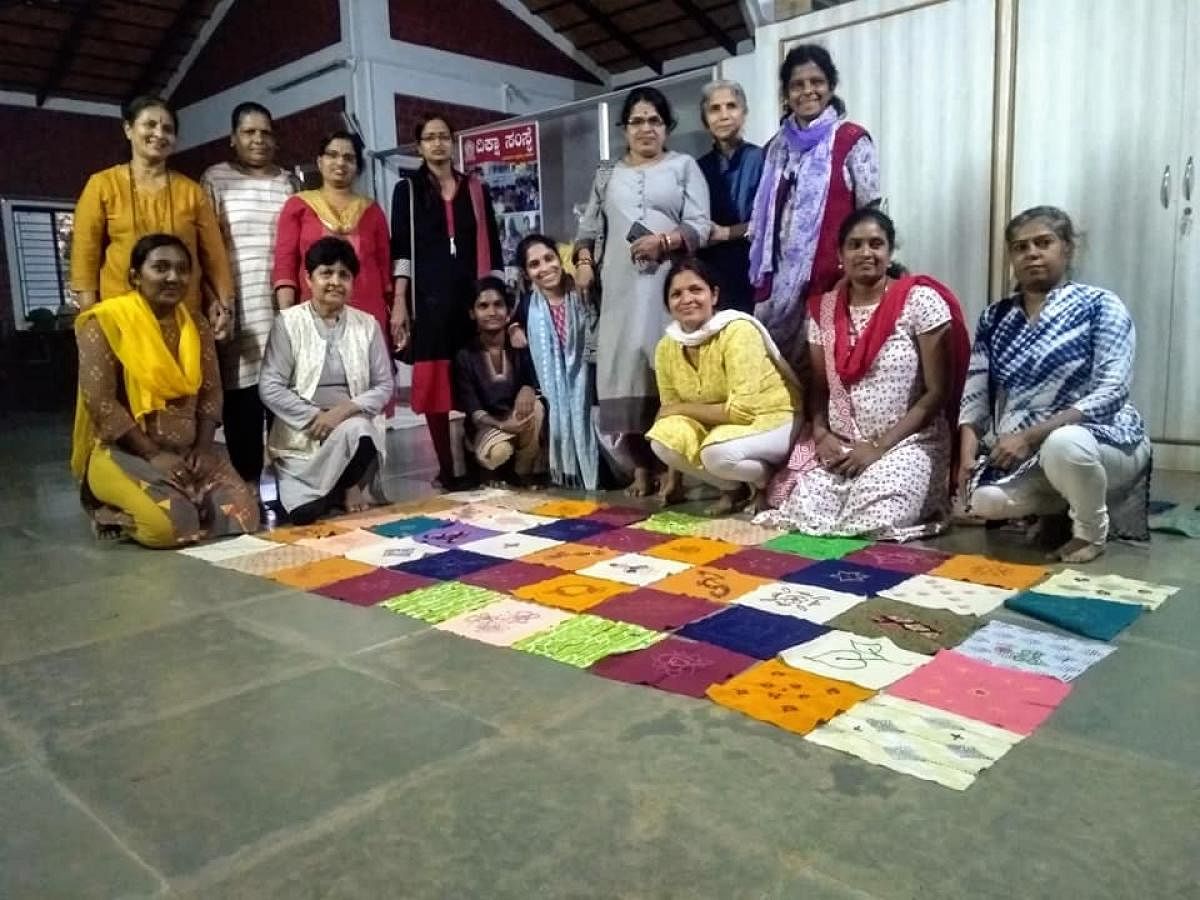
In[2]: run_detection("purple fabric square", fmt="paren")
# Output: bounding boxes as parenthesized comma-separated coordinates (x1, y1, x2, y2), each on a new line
(781, 560, 910, 596)
(315, 569, 436, 607)
(524, 518, 616, 542)
(460, 560, 564, 592)
(413, 523, 501, 549)
(583, 506, 651, 527)
(590, 636, 758, 698)
(577, 527, 672, 553)
(716, 548, 818, 580)
(676, 606, 829, 659)
(588, 588, 724, 631)
(369, 516, 450, 539)
(392, 549, 502, 580)
(844, 544, 952, 575)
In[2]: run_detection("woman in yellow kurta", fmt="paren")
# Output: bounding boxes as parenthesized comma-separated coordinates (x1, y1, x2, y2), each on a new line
(648, 258, 802, 513)
(70, 95, 233, 337)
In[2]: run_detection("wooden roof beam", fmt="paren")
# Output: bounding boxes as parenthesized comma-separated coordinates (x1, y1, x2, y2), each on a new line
(127, 0, 207, 100)
(36, 0, 95, 106)
(571, 0, 661, 74)
(672, 0, 737, 54)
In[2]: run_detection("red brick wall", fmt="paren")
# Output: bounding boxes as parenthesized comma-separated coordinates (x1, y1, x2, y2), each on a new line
(389, 0, 600, 85)
(171, 0, 342, 108)
(395, 93, 505, 148)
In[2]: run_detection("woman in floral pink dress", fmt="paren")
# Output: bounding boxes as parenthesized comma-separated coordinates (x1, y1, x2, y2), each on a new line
(756, 209, 969, 539)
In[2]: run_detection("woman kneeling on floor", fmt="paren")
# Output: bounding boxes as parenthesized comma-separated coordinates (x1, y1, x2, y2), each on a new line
(956, 206, 1151, 563)
(259, 237, 395, 524)
(71, 233, 259, 547)
(648, 257, 801, 514)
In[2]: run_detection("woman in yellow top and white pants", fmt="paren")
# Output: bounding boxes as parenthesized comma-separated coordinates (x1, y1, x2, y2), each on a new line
(648, 258, 802, 514)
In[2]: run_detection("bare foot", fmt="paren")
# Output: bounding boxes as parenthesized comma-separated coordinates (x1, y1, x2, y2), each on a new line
(1054, 537, 1105, 564)
(626, 466, 655, 498)
(747, 485, 770, 514)
(705, 485, 750, 516)
(344, 484, 370, 514)
(655, 468, 685, 507)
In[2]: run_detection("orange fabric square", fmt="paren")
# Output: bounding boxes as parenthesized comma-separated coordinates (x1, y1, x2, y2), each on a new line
(522, 542, 622, 571)
(706, 661, 874, 735)
(645, 536, 740, 566)
(652, 566, 770, 603)
(270, 557, 377, 590)
(263, 522, 350, 544)
(513, 573, 633, 612)
(930, 554, 1048, 590)
(530, 499, 603, 517)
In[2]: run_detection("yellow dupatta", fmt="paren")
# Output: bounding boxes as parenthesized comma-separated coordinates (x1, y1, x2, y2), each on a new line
(70, 290, 203, 479)
(296, 190, 369, 235)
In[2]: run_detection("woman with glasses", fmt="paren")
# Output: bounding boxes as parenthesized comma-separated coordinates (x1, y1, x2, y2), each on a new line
(390, 114, 503, 490)
(574, 87, 711, 496)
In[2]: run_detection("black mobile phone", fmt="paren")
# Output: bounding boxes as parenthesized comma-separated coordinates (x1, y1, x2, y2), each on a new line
(626, 221, 653, 243)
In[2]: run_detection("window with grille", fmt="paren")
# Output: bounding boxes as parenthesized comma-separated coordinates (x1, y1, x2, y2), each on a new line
(2, 199, 74, 328)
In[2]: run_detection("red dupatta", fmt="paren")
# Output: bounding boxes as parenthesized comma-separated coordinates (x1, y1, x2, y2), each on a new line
(465, 174, 493, 278)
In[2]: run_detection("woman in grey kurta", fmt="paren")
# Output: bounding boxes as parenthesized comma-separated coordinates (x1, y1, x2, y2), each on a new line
(259, 238, 395, 523)
(575, 87, 711, 496)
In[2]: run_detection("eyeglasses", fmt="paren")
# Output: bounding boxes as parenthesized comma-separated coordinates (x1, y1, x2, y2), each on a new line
(420, 133, 453, 143)
(625, 116, 665, 130)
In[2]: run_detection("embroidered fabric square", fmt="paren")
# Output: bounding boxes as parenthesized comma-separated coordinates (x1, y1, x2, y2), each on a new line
(529, 498, 602, 518)
(1034, 569, 1179, 610)
(955, 620, 1115, 682)
(523, 518, 617, 542)
(437, 502, 510, 524)
(390, 549, 502, 581)
(436, 598, 574, 646)
(714, 548, 817, 580)
(1004, 590, 1142, 641)
(262, 521, 350, 544)
(631, 511, 709, 536)
(412, 523, 501, 550)
(513, 573, 634, 612)
(644, 536, 740, 566)
(575, 553, 692, 587)
(929, 554, 1048, 590)
(334, 500, 454, 529)
(690, 517, 785, 546)
(591, 636, 758, 698)
(344, 537, 445, 568)
(295, 528, 394, 556)
(381, 582, 505, 623)
(520, 542, 622, 571)
(368, 516, 451, 539)
(581, 506, 650, 527)
(178, 534, 276, 561)
(484, 490, 554, 513)
(678, 606, 829, 659)
(805, 694, 1023, 791)
(760, 533, 872, 560)
(214, 543, 335, 575)
(468, 509, 558, 533)
(844, 544, 952, 575)
(734, 582, 862, 624)
(879, 574, 1013, 616)
(652, 566, 771, 604)
(887, 650, 1072, 735)
(577, 527, 672, 553)
(782, 560, 910, 597)
(459, 560, 565, 592)
(315, 568, 437, 607)
(706, 662, 874, 735)
(780, 631, 929, 689)
(440, 487, 517, 504)
(587, 588, 724, 631)
(458, 532, 564, 560)
(511, 615, 664, 668)
(827, 598, 984, 656)
(269, 557, 378, 590)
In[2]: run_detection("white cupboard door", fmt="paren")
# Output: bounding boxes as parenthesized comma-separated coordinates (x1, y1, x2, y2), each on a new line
(786, 17, 884, 137)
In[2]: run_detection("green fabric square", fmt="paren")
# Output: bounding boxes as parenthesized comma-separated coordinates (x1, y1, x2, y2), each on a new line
(511, 615, 664, 668)
(760, 533, 872, 560)
(632, 511, 709, 536)
(381, 582, 503, 623)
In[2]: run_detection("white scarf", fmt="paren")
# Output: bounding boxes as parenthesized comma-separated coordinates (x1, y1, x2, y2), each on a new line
(664, 310, 802, 390)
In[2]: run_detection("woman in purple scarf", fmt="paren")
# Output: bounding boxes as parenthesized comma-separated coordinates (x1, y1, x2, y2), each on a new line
(748, 44, 881, 374)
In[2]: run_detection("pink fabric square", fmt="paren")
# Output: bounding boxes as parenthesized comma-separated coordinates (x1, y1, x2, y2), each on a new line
(590, 636, 758, 698)
(844, 544, 952, 575)
(436, 598, 573, 647)
(716, 548, 817, 580)
(886, 649, 1072, 735)
(459, 560, 564, 592)
(315, 569, 435, 607)
(587, 588, 724, 631)
(577, 527, 672, 553)
(582, 506, 651, 527)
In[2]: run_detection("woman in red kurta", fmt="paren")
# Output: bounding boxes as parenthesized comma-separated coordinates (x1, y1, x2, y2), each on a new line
(272, 131, 393, 339)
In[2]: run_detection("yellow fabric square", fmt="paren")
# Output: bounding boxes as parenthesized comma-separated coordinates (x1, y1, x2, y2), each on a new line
(645, 536, 740, 566)
(263, 522, 351, 544)
(270, 557, 377, 590)
(513, 573, 633, 612)
(522, 542, 622, 571)
(930, 554, 1048, 590)
(652, 565, 770, 603)
(707, 661, 874, 735)
(530, 499, 602, 518)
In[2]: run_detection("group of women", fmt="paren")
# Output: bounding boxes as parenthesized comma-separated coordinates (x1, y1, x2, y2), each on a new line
(67, 43, 1151, 563)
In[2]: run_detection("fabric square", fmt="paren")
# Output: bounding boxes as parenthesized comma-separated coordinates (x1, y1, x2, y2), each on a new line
(368, 516, 450, 539)
(587, 588, 724, 631)
(955, 620, 1115, 682)
(436, 598, 574, 646)
(631, 511, 709, 536)
(930, 554, 1048, 590)
(391, 549, 503, 581)
(530, 498, 602, 518)
(706, 662, 874, 735)
(780, 630, 929, 689)
(213, 543, 335, 575)
(644, 536, 740, 566)
(827, 597, 983, 656)
(344, 537, 446, 568)
(714, 548, 817, 580)
(261, 521, 350, 544)
(760, 533, 871, 559)
(576, 553, 692, 587)
(512, 615, 664, 667)
(734, 582, 862, 624)
(334, 501, 453, 529)
(465, 509, 558, 533)
(887, 650, 1072, 735)
(690, 517, 786, 546)
(678, 606, 829, 659)
(269, 557, 377, 590)
(844, 544, 952, 575)
(576, 527, 672, 553)
(523, 518, 616, 542)
(1034, 568, 1179, 610)
(438, 501, 510, 523)
(381, 581, 505, 623)
(315, 568, 436, 607)
(591, 636, 758, 698)
(652, 566, 771, 604)
(520, 542, 622, 571)
(296, 528, 394, 556)
(805, 694, 1023, 791)
(458, 532, 564, 560)
(459, 560, 565, 592)
(1004, 590, 1142, 641)
(513, 573, 633, 612)
(178, 534, 277, 562)
(879, 574, 1012, 616)
(413, 522, 501, 550)
(582, 506, 650, 527)
(783, 560, 909, 597)
(441, 487, 517, 504)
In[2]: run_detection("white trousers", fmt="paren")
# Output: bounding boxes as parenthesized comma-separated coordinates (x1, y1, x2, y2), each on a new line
(651, 422, 794, 492)
(970, 425, 1151, 543)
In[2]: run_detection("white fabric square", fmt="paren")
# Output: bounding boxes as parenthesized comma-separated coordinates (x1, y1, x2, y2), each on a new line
(344, 537, 446, 567)
(441, 487, 516, 504)
(780, 630, 930, 689)
(1036, 568, 1179, 610)
(178, 535, 276, 562)
(734, 582, 862, 623)
(576, 553, 692, 586)
(880, 574, 1012, 616)
(468, 510, 558, 533)
(458, 532, 564, 560)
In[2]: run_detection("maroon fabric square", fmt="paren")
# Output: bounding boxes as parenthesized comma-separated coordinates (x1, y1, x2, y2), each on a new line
(582, 506, 651, 527)
(715, 548, 818, 580)
(459, 560, 563, 592)
(577, 527, 671, 553)
(843, 543, 953, 575)
(588, 588, 723, 631)
(590, 636, 758, 698)
(315, 569, 436, 607)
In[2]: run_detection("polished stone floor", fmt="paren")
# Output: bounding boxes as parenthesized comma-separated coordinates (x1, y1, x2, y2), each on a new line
(1, 411, 1197, 899)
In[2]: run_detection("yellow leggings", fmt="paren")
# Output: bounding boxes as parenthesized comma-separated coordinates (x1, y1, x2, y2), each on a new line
(86, 446, 192, 548)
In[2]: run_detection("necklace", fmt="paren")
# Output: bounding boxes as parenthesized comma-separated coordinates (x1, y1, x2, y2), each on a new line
(128, 163, 174, 237)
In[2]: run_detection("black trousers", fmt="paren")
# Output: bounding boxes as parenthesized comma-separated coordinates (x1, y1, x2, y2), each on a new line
(223, 385, 268, 484)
